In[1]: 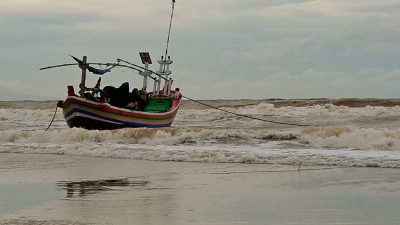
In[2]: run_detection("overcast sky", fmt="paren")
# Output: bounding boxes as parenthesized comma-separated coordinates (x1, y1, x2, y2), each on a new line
(1, 0, 400, 100)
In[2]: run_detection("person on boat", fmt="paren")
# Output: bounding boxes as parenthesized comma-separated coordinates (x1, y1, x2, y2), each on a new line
(130, 88, 141, 101)
(124, 88, 147, 111)
(101, 82, 131, 108)
(118, 82, 131, 107)
(174, 88, 181, 99)
(137, 89, 148, 110)
(125, 101, 138, 110)
(101, 86, 115, 102)
(125, 88, 141, 110)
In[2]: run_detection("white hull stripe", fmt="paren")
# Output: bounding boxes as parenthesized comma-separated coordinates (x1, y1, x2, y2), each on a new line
(65, 112, 123, 125)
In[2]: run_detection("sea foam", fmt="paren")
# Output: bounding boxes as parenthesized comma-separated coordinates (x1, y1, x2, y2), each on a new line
(2, 102, 400, 167)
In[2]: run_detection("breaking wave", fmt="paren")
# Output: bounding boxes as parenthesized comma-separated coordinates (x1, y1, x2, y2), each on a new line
(1, 126, 400, 149)
(0, 127, 297, 145)
(1, 126, 400, 168)
(2, 101, 400, 168)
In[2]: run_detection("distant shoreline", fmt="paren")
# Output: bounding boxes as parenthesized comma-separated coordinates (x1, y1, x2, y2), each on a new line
(1, 98, 400, 109)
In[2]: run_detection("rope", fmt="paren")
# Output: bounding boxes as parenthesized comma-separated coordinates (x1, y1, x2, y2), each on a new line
(45, 103, 59, 131)
(182, 95, 313, 127)
(208, 166, 350, 175)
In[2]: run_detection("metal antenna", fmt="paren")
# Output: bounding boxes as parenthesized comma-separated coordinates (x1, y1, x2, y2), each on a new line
(164, 0, 176, 60)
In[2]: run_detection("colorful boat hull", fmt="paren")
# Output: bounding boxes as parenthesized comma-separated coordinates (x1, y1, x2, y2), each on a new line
(59, 95, 181, 130)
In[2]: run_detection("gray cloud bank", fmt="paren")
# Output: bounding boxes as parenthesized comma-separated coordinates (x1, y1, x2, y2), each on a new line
(1, 0, 400, 100)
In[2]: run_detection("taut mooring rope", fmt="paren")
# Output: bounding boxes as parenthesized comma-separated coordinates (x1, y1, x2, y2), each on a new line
(182, 95, 313, 127)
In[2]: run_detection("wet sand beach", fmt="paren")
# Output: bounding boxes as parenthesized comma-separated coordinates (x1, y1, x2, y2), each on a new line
(1, 153, 400, 225)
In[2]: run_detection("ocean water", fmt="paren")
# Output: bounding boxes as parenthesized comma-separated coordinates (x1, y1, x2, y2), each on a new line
(1, 99, 400, 168)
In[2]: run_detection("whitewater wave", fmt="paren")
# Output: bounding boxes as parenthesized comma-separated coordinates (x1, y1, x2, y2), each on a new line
(0, 127, 296, 145)
(301, 126, 400, 150)
(2, 102, 400, 168)
(1, 126, 400, 168)
(1, 126, 399, 149)
(2, 141, 400, 168)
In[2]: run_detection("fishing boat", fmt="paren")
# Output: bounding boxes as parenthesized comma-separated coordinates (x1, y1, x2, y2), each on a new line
(40, 1, 181, 130)
(50, 53, 181, 130)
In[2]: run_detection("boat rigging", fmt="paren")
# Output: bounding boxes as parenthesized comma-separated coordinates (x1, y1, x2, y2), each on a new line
(40, 0, 181, 130)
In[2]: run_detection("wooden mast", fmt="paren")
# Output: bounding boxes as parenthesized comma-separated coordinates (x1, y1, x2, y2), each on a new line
(79, 56, 87, 96)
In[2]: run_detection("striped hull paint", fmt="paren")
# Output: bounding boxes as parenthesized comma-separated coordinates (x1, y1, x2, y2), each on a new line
(59, 96, 181, 130)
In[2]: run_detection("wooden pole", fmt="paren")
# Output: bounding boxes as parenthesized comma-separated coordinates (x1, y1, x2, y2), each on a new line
(79, 56, 87, 96)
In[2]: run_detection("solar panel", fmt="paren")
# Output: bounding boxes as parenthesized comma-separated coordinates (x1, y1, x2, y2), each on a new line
(139, 52, 152, 64)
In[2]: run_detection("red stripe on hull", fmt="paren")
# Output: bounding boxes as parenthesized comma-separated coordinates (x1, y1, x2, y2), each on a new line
(59, 96, 181, 130)
(61, 96, 180, 120)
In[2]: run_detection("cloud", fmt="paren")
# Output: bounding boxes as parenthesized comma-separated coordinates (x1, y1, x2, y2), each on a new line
(197, 68, 400, 99)
(1, 0, 400, 100)
(241, 38, 321, 61)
